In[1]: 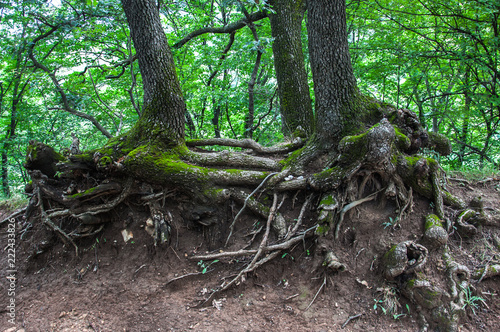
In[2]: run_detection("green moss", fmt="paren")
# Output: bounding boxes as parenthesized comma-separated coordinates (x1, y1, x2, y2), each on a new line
(319, 194, 336, 206)
(315, 224, 330, 235)
(279, 146, 305, 168)
(68, 186, 98, 199)
(26, 144, 37, 160)
(407, 278, 417, 288)
(394, 127, 411, 151)
(425, 214, 443, 230)
(339, 132, 366, 148)
(396, 155, 441, 199)
(383, 244, 398, 264)
(124, 143, 268, 192)
(338, 131, 368, 166)
(359, 95, 395, 124)
(311, 166, 345, 190)
(403, 155, 422, 167)
(427, 131, 452, 156)
(292, 126, 307, 139)
(458, 209, 476, 220)
(97, 156, 112, 168)
(442, 190, 467, 209)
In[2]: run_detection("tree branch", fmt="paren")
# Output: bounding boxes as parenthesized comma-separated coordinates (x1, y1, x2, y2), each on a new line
(28, 25, 113, 138)
(172, 10, 267, 48)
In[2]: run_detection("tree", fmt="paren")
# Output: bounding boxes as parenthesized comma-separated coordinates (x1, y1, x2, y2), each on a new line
(121, 0, 186, 145)
(307, 0, 360, 146)
(347, 0, 500, 169)
(17, 1, 494, 330)
(268, 0, 314, 136)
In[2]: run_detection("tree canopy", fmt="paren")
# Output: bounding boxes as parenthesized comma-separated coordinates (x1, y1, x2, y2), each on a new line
(1, 0, 498, 197)
(2, 2, 500, 330)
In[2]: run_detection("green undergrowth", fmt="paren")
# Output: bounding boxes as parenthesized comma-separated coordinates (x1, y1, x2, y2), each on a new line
(445, 165, 500, 182)
(0, 194, 28, 211)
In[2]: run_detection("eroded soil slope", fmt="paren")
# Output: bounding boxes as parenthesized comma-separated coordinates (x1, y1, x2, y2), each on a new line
(0, 178, 499, 331)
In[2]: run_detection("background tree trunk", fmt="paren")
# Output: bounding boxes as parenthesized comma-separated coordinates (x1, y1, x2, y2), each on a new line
(121, 0, 186, 145)
(307, 0, 360, 147)
(269, 0, 314, 136)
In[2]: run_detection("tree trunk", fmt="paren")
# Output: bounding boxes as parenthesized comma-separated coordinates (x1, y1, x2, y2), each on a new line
(212, 98, 221, 138)
(307, 0, 360, 146)
(269, 0, 314, 136)
(0, 82, 8, 198)
(458, 68, 471, 167)
(121, 0, 186, 145)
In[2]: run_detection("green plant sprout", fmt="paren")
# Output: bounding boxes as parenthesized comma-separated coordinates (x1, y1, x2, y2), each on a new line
(197, 259, 219, 274)
(382, 216, 398, 229)
(461, 286, 487, 315)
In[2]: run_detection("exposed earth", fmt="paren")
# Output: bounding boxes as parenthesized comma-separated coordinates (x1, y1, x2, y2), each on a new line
(0, 176, 499, 332)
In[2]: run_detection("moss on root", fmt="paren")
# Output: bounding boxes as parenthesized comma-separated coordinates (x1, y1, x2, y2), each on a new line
(424, 214, 448, 247)
(122, 143, 269, 194)
(427, 131, 452, 156)
(24, 140, 66, 177)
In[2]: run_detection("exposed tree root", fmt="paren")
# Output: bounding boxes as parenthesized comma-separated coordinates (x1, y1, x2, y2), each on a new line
(186, 137, 304, 154)
(19, 110, 480, 331)
(335, 190, 380, 239)
(0, 206, 27, 226)
(305, 275, 327, 311)
(225, 172, 278, 246)
(198, 193, 279, 306)
(472, 264, 500, 281)
(37, 188, 79, 256)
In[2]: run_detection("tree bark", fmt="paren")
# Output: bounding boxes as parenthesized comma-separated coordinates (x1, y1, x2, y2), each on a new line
(269, 0, 314, 136)
(122, 0, 186, 145)
(307, 0, 360, 146)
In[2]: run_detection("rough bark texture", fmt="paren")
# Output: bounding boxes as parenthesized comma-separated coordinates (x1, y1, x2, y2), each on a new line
(269, 0, 314, 136)
(307, 0, 360, 146)
(121, 0, 186, 145)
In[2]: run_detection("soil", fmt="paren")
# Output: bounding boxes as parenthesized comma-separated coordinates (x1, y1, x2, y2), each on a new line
(0, 177, 499, 332)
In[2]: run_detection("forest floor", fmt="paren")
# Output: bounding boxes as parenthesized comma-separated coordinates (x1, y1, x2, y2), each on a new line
(0, 176, 499, 332)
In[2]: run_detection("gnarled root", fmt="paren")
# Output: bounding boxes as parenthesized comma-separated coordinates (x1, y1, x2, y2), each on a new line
(472, 264, 500, 281)
(382, 241, 428, 280)
(323, 251, 346, 272)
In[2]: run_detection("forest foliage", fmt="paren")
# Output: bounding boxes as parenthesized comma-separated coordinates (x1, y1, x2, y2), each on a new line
(0, 0, 499, 198)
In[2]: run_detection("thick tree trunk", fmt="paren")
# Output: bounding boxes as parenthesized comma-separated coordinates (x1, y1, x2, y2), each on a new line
(0, 83, 8, 198)
(121, 0, 186, 145)
(269, 0, 314, 136)
(307, 0, 360, 146)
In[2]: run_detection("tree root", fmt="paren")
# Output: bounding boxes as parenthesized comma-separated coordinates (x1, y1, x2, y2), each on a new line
(383, 241, 428, 280)
(69, 224, 105, 238)
(186, 137, 304, 155)
(38, 188, 79, 256)
(472, 264, 500, 281)
(455, 209, 478, 236)
(198, 193, 279, 306)
(431, 170, 444, 219)
(0, 206, 27, 227)
(148, 199, 172, 245)
(225, 172, 278, 246)
(335, 190, 380, 239)
(305, 275, 327, 311)
(47, 177, 133, 219)
(185, 149, 281, 171)
(191, 227, 316, 261)
(193, 193, 319, 306)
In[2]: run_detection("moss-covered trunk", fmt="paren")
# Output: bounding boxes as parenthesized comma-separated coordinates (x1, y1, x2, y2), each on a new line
(121, 0, 186, 146)
(307, 0, 361, 147)
(269, 0, 314, 136)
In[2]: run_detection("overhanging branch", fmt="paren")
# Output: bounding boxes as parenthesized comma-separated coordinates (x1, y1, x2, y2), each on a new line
(172, 10, 267, 48)
(28, 24, 113, 138)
